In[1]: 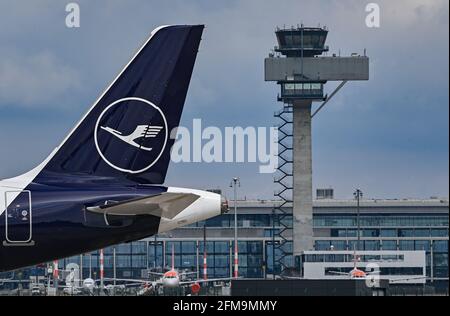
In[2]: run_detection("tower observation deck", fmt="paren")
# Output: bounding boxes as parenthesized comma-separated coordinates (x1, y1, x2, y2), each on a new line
(265, 25, 369, 276)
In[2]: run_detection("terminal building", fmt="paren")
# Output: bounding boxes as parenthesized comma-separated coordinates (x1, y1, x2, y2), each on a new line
(3, 194, 447, 292)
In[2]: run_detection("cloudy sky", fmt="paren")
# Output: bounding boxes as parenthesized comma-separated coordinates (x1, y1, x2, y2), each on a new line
(0, 0, 448, 200)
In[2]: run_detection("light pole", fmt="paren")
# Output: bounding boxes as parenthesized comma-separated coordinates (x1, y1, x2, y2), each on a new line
(354, 189, 363, 251)
(80, 254, 83, 281)
(272, 208, 276, 280)
(99, 249, 104, 292)
(203, 225, 207, 281)
(89, 254, 92, 279)
(230, 177, 241, 279)
(154, 235, 158, 270)
(113, 247, 117, 296)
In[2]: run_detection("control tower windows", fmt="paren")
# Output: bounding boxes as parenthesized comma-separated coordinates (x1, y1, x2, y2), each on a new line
(281, 82, 324, 100)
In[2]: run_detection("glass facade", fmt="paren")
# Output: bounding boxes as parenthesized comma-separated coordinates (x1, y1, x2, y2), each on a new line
(314, 215, 448, 228)
(312, 213, 448, 282)
(52, 240, 266, 281)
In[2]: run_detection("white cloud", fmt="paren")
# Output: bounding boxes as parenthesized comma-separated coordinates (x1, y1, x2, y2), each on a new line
(0, 51, 81, 107)
(380, 0, 448, 26)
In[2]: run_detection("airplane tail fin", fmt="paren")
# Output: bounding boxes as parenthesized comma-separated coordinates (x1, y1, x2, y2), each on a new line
(37, 25, 204, 184)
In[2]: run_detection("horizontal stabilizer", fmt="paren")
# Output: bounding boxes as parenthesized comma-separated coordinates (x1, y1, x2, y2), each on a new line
(86, 193, 200, 219)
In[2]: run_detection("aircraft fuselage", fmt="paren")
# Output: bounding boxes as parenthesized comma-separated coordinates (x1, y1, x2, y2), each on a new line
(0, 178, 221, 272)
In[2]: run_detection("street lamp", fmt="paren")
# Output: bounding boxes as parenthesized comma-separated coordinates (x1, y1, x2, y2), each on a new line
(230, 177, 241, 279)
(354, 189, 363, 251)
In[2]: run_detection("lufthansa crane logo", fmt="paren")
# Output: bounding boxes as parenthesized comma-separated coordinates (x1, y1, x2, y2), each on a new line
(94, 97, 168, 174)
(100, 125, 164, 152)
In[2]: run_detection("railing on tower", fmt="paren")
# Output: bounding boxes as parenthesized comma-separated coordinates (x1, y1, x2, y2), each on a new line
(273, 105, 294, 274)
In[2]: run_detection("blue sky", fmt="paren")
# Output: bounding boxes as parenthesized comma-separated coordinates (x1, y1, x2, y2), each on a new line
(0, 0, 448, 200)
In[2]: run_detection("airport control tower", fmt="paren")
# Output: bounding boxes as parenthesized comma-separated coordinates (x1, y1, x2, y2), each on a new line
(265, 26, 369, 274)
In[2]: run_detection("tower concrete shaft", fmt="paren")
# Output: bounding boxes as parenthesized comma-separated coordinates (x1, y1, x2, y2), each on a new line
(293, 100, 314, 255)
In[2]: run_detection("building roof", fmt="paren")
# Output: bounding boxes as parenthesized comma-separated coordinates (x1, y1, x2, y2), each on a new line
(230, 199, 449, 207)
(227, 199, 449, 215)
